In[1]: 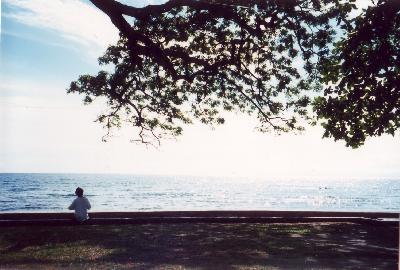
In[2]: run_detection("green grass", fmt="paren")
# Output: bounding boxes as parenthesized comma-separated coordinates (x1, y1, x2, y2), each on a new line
(0, 222, 398, 269)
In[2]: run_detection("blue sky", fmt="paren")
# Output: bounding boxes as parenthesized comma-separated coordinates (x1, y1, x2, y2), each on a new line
(1, 0, 400, 179)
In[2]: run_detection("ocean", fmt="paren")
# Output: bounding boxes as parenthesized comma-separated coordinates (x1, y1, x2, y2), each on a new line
(0, 173, 399, 213)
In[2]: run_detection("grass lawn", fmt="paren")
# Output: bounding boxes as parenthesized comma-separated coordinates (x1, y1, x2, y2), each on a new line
(0, 222, 398, 269)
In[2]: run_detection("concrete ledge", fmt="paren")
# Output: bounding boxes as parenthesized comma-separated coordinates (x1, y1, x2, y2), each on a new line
(1, 210, 398, 219)
(0, 211, 398, 227)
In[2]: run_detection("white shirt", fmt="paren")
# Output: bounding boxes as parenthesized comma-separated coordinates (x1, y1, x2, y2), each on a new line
(68, 197, 91, 221)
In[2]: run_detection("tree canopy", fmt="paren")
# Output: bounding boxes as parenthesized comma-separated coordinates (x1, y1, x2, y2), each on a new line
(68, 0, 400, 147)
(314, 0, 400, 147)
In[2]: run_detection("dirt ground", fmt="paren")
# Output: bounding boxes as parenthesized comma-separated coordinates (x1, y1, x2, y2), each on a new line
(0, 222, 398, 269)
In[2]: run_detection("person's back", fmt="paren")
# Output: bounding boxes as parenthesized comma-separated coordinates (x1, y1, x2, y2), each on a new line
(68, 187, 91, 222)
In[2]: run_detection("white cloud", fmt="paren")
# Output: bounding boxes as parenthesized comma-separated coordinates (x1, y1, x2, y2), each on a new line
(3, 0, 372, 58)
(4, 0, 119, 57)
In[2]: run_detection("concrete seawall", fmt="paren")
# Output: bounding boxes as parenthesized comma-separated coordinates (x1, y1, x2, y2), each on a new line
(1, 211, 398, 226)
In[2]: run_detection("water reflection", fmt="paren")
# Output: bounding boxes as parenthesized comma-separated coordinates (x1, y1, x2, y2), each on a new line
(0, 173, 399, 212)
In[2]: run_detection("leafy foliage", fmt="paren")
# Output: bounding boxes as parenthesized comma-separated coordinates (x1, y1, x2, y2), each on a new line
(68, 0, 356, 145)
(314, 0, 400, 147)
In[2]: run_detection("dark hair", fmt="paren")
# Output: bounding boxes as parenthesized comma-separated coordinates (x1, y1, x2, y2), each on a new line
(75, 187, 84, 197)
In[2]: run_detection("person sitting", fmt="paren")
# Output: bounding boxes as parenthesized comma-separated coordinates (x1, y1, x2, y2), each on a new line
(68, 187, 91, 222)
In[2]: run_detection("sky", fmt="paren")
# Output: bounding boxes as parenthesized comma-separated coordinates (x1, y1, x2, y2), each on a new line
(1, 0, 399, 179)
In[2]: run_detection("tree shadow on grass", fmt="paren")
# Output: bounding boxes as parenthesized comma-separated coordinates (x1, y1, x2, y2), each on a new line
(0, 222, 398, 269)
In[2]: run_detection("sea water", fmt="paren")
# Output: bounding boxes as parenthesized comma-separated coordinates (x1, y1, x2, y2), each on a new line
(0, 173, 399, 212)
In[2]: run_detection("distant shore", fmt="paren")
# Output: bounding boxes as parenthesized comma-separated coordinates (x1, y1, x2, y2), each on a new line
(0, 221, 398, 269)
